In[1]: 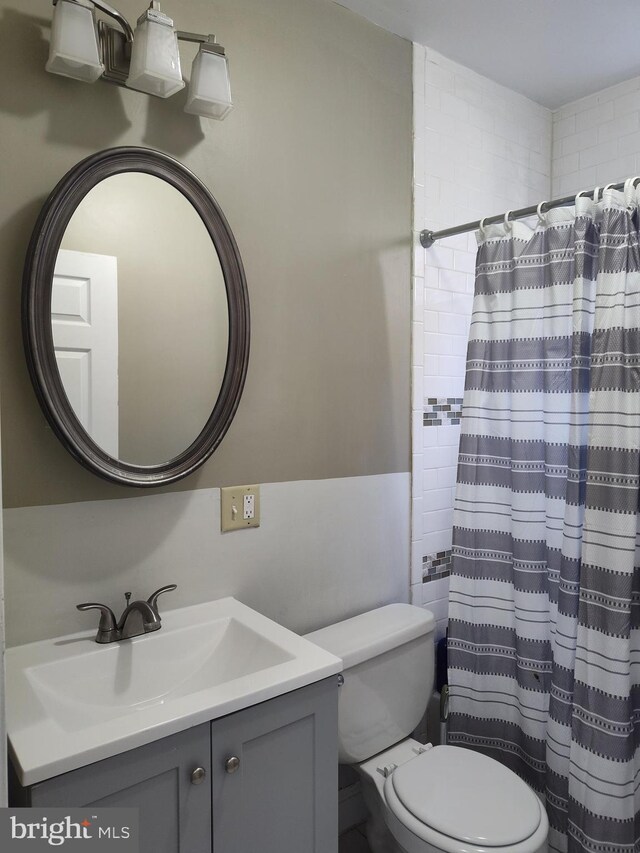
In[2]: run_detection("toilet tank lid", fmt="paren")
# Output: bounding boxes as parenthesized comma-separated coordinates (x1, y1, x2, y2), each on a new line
(304, 604, 435, 669)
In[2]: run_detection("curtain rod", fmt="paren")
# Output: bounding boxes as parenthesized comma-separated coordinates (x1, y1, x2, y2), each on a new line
(419, 178, 636, 248)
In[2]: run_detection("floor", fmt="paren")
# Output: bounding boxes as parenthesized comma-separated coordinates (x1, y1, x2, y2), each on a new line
(339, 824, 373, 853)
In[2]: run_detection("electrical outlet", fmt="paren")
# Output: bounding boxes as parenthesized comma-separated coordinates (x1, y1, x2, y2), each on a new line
(221, 485, 260, 531)
(243, 494, 255, 519)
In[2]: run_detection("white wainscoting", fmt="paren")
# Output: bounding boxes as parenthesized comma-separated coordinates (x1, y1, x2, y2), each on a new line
(4, 473, 409, 648)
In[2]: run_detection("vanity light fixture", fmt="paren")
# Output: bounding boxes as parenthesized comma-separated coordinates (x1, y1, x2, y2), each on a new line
(184, 35, 233, 120)
(125, 1, 183, 97)
(46, 0, 105, 82)
(46, 0, 233, 119)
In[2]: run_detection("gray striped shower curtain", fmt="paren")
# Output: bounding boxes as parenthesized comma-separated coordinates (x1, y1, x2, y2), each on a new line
(447, 186, 640, 853)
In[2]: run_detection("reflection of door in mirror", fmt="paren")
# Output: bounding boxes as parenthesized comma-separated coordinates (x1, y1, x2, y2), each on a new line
(52, 249, 119, 458)
(56, 172, 229, 466)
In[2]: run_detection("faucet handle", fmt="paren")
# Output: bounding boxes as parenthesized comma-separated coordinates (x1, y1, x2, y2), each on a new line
(77, 603, 118, 642)
(147, 584, 177, 614)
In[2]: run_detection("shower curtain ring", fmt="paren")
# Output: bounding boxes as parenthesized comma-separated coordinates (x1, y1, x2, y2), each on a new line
(536, 201, 547, 224)
(624, 176, 640, 208)
(592, 186, 602, 202)
(504, 210, 513, 233)
(479, 217, 488, 238)
(574, 189, 590, 209)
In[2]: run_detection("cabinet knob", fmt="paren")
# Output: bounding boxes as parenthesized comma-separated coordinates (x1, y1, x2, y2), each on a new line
(225, 756, 240, 774)
(190, 766, 207, 785)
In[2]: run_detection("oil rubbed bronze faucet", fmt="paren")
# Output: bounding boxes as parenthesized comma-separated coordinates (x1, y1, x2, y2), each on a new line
(77, 584, 178, 644)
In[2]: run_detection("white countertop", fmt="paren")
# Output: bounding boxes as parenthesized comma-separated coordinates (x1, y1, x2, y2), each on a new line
(6, 597, 342, 786)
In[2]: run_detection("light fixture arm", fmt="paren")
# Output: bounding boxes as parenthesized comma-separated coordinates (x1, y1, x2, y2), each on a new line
(91, 0, 134, 42)
(177, 32, 226, 55)
(176, 31, 214, 45)
(52, 0, 134, 42)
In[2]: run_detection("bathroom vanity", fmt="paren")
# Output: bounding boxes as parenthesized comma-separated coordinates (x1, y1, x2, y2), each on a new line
(6, 597, 342, 853)
(11, 679, 337, 853)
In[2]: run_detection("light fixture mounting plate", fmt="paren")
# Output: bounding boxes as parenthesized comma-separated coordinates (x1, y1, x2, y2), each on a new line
(98, 21, 130, 86)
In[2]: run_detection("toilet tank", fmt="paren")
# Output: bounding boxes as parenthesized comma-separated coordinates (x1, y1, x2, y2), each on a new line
(305, 604, 435, 764)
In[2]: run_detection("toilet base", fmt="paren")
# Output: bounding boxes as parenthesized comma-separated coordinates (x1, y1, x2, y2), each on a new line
(355, 738, 432, 853)
(357, 739, 436, 852)
(358, 767, 400, 853)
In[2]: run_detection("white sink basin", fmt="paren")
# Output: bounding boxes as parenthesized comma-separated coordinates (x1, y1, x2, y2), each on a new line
(6, 597, 342, 786)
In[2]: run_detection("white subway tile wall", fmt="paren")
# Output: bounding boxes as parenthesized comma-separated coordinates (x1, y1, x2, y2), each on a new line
(411, 46, 552, 640)
(552, 74, 640, 196)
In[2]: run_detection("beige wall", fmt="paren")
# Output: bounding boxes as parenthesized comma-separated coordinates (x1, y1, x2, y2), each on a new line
(0, 0, 412, 508)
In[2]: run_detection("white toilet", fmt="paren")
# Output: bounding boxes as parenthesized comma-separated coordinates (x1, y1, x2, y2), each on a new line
(305, 603, 548, 853)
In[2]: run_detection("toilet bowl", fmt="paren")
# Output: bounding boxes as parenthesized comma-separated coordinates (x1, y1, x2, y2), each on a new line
(305, 604, 548, 853)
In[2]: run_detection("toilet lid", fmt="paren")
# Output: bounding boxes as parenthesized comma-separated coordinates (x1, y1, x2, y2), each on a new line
(389, 746, 541, 847)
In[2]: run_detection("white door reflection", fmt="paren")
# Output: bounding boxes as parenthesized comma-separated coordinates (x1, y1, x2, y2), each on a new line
(54, 172, 228, 466)
(52, 249, 119, 458)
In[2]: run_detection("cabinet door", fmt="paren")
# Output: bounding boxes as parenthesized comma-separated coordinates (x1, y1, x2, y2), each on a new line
(211, 677, 338, 853)
(28, 725, 211, 853)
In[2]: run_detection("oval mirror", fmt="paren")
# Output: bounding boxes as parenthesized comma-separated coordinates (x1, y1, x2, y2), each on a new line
(23, 147, 250, 487)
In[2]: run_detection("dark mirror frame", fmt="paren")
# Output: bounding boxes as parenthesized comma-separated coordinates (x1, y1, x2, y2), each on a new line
(22, 146, 250, 487)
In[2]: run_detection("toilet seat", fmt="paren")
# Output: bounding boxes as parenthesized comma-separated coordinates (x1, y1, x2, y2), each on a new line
(381, 745, 548, 853)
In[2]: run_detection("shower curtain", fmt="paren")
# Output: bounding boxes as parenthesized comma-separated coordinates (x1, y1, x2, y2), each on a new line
(447, 184, 640, 853)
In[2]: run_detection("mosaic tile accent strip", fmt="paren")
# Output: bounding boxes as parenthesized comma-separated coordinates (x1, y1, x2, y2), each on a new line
(423, 549, 452, 582)
(423, 398, 463, 427)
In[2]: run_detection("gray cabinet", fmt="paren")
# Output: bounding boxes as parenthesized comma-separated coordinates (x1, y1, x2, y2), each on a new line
(20, 724, 212, 853)
(10, 678, 338, 853)
(211, 677, 338, 853)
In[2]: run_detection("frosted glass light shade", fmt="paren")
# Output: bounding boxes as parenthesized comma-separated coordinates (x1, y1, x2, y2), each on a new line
(126, 15, 184, 98)
(46, 0, 104, 83)
(185, 49, 233, 120)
